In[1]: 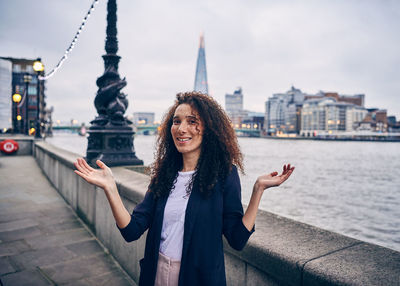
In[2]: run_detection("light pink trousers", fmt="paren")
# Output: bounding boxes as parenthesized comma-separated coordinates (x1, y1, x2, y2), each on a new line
(154, 252, 181, 286)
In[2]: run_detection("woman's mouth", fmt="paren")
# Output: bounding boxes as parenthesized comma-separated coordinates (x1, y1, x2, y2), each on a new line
(177, 137, 191, 142)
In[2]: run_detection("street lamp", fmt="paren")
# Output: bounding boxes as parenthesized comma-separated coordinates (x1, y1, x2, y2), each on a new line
(12, 93, 22, 103)
(12, 93, 22, 133)
(33, 58, 44, 138)
(23, 73, 32, 135)
(85, 0, 142, 167)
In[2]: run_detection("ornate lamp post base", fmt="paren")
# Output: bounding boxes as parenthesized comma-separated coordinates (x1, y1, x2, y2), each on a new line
(86, 0, 143, 167)
(86, 126, 143, 167)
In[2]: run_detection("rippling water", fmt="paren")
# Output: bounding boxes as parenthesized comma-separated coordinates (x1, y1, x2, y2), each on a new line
(46, 132, 400, 252)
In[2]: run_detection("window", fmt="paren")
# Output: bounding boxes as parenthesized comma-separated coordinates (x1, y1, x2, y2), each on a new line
(28, 86, 37, 95)
(13, 64, 21, 72)
(28, 95, 37, 106)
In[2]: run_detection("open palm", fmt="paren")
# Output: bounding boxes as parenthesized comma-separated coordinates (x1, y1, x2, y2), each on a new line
(256, 164, 295, 191)
(74, 158, 115, 191)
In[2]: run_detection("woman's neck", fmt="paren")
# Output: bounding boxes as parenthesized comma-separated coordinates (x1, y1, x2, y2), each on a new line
(181, 152, 200, 172)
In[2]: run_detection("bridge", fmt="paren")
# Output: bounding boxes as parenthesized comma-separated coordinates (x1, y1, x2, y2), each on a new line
(53, 126, 261, 137)
(53, 125, 160, 135)
(235, 128, 261, 137)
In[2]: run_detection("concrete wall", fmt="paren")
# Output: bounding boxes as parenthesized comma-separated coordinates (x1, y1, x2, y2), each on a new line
(33, 141, 400, 286)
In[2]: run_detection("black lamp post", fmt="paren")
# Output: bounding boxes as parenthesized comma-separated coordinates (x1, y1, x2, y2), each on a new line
(33, 59, 44, 139)
(23, 73, 32, 135)
(86, 0, 142, 167)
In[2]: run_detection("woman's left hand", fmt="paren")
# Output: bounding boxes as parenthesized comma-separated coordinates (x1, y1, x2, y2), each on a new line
(254, 164, 295, 193)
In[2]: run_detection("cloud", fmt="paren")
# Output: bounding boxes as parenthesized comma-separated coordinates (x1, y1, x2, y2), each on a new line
(1, 0, 399, 123)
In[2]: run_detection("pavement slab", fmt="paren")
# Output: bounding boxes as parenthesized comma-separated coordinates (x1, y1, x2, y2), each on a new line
(0, 240, 31, 257)
(64, 270, 135, 286)
(0, 256, 16, 276)
(0, 156, 136, 286)
(40, 254, 120, 284)
(0, 219, 38, 232)
(1, 269, 52, 286)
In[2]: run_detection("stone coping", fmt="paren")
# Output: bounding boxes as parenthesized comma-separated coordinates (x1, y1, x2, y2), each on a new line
(0, 134, 36, 140)
(34, 141, 400, 286)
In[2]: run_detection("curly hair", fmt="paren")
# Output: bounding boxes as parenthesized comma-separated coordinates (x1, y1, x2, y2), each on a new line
(148, 91, 244, 198)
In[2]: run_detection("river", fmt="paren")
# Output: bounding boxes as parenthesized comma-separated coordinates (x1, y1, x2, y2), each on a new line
(46, 132, 400, 252)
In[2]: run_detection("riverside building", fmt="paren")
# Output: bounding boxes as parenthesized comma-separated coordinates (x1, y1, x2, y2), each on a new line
(264, 86, 306, 135)
(264, 86, 367, 136)
(0, 57, 49, 135)
(300, 97, 367, 137)
(224, 87, 264, 133)
(225, 87, 246, 126)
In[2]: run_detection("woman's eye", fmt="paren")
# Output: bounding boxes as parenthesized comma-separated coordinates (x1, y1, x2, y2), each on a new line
(189, 120, 197, 125)
(173, 119, 180, 125)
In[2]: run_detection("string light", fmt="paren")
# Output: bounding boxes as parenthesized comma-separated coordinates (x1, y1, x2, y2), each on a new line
(16, 88, 27, 108)
(40, 0, 100, 80)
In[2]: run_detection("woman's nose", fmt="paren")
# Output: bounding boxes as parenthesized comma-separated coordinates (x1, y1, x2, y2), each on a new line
(178, 121, 188, 133)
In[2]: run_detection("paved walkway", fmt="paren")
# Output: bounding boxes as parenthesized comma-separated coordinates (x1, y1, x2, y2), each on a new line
(0, 156, 136, 286)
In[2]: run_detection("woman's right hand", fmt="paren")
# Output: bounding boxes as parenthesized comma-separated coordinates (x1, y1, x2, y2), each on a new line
(74, 158, 116, 193)
(74, 158, 131, 229)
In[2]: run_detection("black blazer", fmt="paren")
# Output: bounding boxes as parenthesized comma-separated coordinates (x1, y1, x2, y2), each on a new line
(118, 166, 254, 286)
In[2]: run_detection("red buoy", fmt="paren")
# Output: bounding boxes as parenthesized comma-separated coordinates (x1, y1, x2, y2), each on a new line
(0, 139, 19, 154)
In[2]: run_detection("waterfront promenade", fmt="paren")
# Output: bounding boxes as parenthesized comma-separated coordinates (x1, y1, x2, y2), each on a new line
(0, 156, 135, 286)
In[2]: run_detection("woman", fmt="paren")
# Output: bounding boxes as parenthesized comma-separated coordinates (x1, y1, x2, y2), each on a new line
(74, 92, 294, 286)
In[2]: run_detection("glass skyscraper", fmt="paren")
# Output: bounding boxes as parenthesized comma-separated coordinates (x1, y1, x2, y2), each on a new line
(193, 34, 209, 95)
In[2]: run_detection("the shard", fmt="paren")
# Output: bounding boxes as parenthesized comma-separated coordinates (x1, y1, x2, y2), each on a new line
(193, 34, 209, 94)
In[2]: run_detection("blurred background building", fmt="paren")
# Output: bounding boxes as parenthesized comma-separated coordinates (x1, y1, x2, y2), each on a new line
(133, 112, 155, 125)
(262, 86, 379, 137)
(0, 59, 12, 132)
(0, 56, 52, 136)
(225, 87, 264, 131)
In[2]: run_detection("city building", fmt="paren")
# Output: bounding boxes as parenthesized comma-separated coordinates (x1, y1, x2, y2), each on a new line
(193, 34, 209, 95)
(354, 108, 388, 132)
(133, 112, 155, 125)
(225, 87, 243, 113)
(387, 116, 400, 133)
(265, 87, 367, 136)
(264, 86, 306, 135)
(242, 112, 265, 130)
(300, 97, 368, 137)
(305, 92, 365, 107)
(0, 58, 12, 132)
(0, 57, 48, 136)
(43, 106, 54, 137)
(224, 87, 264, 132)
(225, 87, 248, 126)
(387, 115, 397, 126)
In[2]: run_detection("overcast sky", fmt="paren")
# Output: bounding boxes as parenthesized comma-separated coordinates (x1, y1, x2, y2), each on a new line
(1, 0, 399, 124)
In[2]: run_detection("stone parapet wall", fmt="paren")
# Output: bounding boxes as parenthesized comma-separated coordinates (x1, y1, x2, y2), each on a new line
(33, 141, 400, 286)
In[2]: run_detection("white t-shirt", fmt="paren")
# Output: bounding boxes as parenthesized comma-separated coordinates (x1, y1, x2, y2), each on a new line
(159, 170, 194, 260)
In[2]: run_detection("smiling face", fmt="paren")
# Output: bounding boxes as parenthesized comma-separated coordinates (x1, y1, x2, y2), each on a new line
(171, 103, 204, 160)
